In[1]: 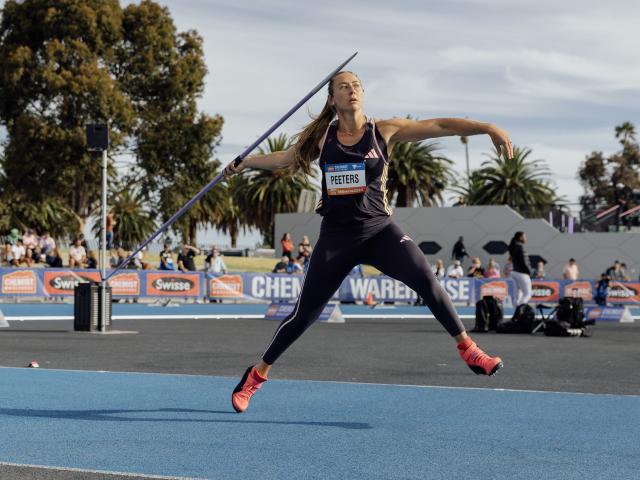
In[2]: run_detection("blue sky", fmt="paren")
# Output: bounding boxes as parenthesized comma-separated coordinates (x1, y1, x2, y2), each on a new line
(156, 0, 639, 211)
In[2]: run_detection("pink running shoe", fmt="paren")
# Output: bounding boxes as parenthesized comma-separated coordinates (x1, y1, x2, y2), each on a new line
(458, 338, 503, 376)
(232, 366, 267, 413)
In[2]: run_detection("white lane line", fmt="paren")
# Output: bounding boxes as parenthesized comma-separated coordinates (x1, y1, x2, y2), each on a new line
(0, 461, 206, 479)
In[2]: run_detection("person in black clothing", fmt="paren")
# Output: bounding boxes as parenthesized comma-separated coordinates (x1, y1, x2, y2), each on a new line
(224, 70, 513, 413)
(177, 245, 199, 272)
(451, 236, 468, 264)
(508, 231, 531, 306)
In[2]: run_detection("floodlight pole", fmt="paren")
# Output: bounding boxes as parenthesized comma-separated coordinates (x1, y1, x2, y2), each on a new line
(101, 148, 108, 333)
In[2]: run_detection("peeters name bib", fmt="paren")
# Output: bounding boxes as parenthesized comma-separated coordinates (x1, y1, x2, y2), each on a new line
(325, 162, 367, 196)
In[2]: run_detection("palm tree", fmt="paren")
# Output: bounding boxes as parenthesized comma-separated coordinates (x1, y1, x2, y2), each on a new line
(470, 146, 560, 216)
(92, 189, 156, 249)
(387, 141, 453, 207)
(615, 122, 636, 148)
(235, 133, 317, 247)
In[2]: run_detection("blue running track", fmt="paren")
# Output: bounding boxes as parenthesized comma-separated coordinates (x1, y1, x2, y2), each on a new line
(0, 367, 638, 479)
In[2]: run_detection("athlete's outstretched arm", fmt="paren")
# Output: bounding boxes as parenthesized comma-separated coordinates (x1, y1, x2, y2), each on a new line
(379, 117, 513, 159)
(223, 147, 296, 176)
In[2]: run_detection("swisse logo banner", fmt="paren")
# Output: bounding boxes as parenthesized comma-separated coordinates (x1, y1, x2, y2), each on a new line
(2, 270, 37, 294)
(209, 275, 243, 298)
(146, 273, 200, 297)
(563, 281, 593, 301)
(107, 272, 141, 296)
(44, 270, 101, 295)
(480, 281, 508, 300)
(607, 282, 640, 303)
(531, 281, 559, 302)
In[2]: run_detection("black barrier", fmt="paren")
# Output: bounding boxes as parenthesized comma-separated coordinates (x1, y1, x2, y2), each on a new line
(74, 283, 112, 332)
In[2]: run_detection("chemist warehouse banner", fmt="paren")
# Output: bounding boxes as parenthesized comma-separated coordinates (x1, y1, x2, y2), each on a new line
(2, 268, 640, 305)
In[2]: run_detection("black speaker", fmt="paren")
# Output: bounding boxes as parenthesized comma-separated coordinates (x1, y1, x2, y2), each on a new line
(86, 123, 109, 151)
(74, 282, 112, 331)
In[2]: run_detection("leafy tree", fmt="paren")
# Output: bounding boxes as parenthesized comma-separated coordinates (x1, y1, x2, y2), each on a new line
(387, 140, 453, 207)
(578, 122, 640, 230)
(462, 146, 560, 216)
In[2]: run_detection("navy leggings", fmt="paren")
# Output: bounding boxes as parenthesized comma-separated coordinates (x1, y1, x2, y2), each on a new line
(262, 221, 465, 364)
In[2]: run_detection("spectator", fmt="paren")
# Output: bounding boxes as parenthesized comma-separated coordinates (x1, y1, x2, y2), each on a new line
(484, 258, 501, 278)
(205, 246, 227, 275)
(532, 260, 546, 279)
(508, 231, 531, 306)
(159, 244, 176, 271)
(115, 248, 128, 268)
(106, 210, 116, 249)
(605, 261, 624, 281)
(446, 260, 464, 278)
(467, 257, 485, 278)
(133, 247, 151, 270)
(2, 241, 11, 265)
(46, 247, 64, 268)
(69, 238, 87, 268)
(9, 239, 30, 266)
(177, 244, 200, 272)
(86, 250, 98, 269)
(594, 273, 609, 306)
(76, 233, 88, 250)
(562, 258, 579, 280)
(280, 233, 294, 259)
(286, 257, 304, 274)
(39, 231, 56, 259)
(109, 249, 119, 268)
(297, 235, 313, 261)
(620, 263, 631, 281)
(6, 228, 21, 245)
(22, 228, 39, 262)
(453, 196, 466, 207)
(273, 255, 289, 273)
(433, 259, 445, 278)
(502, 256, 513, 278)
(451, 236, 469, 265)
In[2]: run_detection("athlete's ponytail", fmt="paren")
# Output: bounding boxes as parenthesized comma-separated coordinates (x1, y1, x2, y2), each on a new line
(292, 99, 336, 175)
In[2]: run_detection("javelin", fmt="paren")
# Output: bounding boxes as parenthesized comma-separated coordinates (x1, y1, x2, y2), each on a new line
(106, 51, 358, 280)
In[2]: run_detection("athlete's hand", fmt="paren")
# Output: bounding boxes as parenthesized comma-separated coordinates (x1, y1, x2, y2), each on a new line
(223, 157, 248, 177)
(488, 126, 514, 159)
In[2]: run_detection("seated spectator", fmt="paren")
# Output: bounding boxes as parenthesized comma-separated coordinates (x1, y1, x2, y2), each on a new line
(159, 244, 176, 270)
(9, 239, 31, 266)
(22, 228, 39, 262)
(177, 244, 199, 272)
(86, 250, 98, 269)
(68, 238, 87, 268)
(205, 246, 227, 275)
(296, 235, 313, 261)
(594, 273, 609, 306)
(620, 263, 631, 281)
(2, 241, 12, 265)
(39, 231, 56, 260)
(272, 256, 288, 273)
(6, 228, 21, 245)
(532, 260, 546, 279)
(280, 233, 294, 259)
(562, 258, 579, 280)
(484, 258, 501, 278)
(433, 259, 445, 278)
(76, 233, 88, 250)
(286, 257, 304, 274)
(446, 260, 464, 278)
(46, 247, 64, 268)
(502, 256, 513, 277)
(606, 260, 624, 281)
(133, 247, 151, 270)
(467, 257, 485, 278)
(109, 249, 119, 268)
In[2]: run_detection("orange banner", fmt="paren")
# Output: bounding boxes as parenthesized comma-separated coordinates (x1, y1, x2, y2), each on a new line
(107, 272, 141, 296)
(563, 281, 593, 301)
(607, 282, 640, 303)
(209, 275, 244, 298)
(146, 272, 201, 297)
(43, 270, 101, 295)
(480, 280, 508, 300)
(2, 270, 37, 294)
(531, 281, 560, 302)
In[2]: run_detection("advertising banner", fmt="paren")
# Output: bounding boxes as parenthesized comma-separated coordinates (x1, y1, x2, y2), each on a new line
(208, 274, 244, 299)
(107, 272, 141, 296)
(43, 270, 101, 296)
(606, 282, 640, 304)
(1, 270, 38, 295)
(562, 281, 593, 302)
(530, 281, 561, 303)
(145, 272, 201, 297)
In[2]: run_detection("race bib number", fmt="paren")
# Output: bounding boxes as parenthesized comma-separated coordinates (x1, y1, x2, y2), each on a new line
(325, 163, 367, 196)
